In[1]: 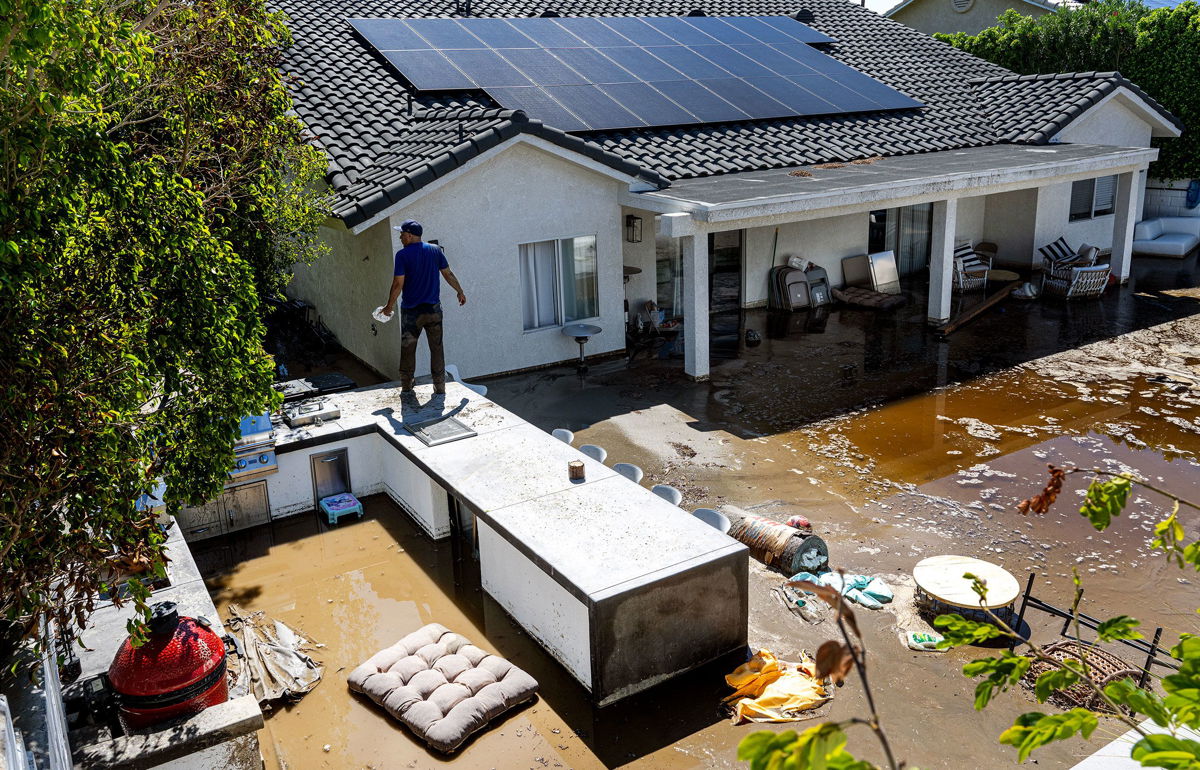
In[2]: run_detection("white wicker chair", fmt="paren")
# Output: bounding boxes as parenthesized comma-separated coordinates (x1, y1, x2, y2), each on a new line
(1044, 264, 1111, 299)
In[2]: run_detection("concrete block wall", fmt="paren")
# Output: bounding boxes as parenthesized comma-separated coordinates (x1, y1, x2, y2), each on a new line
(1145, 179, 1200, 219)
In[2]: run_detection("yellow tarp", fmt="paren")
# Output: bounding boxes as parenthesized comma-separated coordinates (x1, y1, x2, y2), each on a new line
(722, 649, 831, 724)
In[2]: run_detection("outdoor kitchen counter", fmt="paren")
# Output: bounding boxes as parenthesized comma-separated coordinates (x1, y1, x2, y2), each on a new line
(272, 381, 749, 704)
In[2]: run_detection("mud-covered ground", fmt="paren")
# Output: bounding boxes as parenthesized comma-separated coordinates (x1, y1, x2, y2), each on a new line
(213, 278, 1200, 768)
(477, 313, 1200, 769)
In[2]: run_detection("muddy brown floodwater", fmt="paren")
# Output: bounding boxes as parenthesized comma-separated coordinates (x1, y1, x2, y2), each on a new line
(197, 312, 1200, 769)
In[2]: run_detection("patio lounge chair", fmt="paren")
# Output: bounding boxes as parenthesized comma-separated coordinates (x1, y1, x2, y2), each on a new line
(1043, 263, 1111, 299)
(952, 242, 991, 292)
(1038, 237, 1098, 289)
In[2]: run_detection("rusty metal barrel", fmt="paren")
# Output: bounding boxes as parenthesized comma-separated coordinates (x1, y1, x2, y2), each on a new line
(726, 510, 829, 575)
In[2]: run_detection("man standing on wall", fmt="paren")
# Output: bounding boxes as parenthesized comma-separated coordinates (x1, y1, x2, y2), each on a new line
(380, 220, 467, 394)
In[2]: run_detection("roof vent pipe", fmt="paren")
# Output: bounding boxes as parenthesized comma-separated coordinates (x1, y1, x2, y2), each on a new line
(455, 0, 472, 16)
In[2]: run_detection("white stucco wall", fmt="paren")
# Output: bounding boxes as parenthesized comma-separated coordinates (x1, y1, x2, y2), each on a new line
(378, 438, 451, 539)
(268, 435, 381, 518)
(1054, 95, 1151, 222)
(956, 195, 986, 245)
(289, 141, 629, 380)
(982, 187, 1038, 268)
(743, 213, 867, 302)
(890, 0, 1051, 36)
(478, 520, 592, 688)
(621, 207, 660, 315)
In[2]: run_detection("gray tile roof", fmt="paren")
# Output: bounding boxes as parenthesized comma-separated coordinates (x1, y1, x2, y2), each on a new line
(970, 71, 1182, 144)
(276, 0, 1175, 228)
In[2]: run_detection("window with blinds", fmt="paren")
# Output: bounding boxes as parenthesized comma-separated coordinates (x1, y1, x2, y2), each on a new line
(1069, 175, 1118, 221)
(520, 235, 599, 331)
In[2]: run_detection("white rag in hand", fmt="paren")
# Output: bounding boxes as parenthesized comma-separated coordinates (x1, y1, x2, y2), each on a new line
(372, 306, 393, 323)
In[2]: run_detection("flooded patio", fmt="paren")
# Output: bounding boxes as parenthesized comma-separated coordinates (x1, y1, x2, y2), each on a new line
(223, 257, 1200, 768)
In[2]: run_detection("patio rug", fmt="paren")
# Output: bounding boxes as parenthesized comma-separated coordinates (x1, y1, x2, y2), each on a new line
(833, 286, 908, 310)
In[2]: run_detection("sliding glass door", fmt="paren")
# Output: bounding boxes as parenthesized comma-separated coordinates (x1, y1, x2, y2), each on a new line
(867, 203, 933, 277)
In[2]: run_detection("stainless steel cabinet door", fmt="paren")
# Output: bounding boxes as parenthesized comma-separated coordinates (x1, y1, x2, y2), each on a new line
(311, 449, 350, 504)
(224, 480, 271, 532)
(177, 499, 226, 542)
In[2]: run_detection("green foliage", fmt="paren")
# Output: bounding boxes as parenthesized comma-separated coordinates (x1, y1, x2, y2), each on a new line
(1162, 635, 1200, 729)
(936, 0, 1200, 180)
(1034, 664, 1081, 704)
(933, 613, 1007, 647)
(998, 709, 1099, 763)
(1105, 678, 1172, 727)
(1096, 615, 1143, 642)
(0, 0, 326, 654)
(1130, 734, 1200, 769)
(1152, 505, 1200, 570)
(963, 651, 1033, 709)
(1081, 474, 1133, 531)
(738, 726, 877, 770)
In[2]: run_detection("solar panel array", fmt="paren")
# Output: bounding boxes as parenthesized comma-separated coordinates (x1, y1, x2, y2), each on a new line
(349, 16, 923, 132)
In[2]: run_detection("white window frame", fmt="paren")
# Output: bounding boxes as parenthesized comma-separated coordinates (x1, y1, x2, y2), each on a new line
(520, 235, 600, 333)
(1069, 175, 1117, 222)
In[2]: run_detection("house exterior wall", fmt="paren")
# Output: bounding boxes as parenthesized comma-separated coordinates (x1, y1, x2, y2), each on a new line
(1054, 96, 1151, 222)
(744, 213, 866, 301)
(889, 0, 1049, 36)
(957, 195, 987, 245)
(621, 206, 660, 316)
(290, 142, 628, 380)
(981, 187, 1038, 267)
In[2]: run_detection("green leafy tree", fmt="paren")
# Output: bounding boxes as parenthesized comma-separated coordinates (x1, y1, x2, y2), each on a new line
(739, 467, 1200, 768)
(0, 0, 326, 658)
(936, 0, 1200, 179)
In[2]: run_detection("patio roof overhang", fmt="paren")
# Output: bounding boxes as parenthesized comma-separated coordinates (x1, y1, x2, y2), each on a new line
(624, 143, 1158, 233)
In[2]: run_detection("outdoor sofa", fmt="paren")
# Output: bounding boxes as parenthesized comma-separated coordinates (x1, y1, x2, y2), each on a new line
(1132, 217, 1200, 258)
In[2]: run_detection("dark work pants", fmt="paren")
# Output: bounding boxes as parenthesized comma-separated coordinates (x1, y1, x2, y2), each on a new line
(399, 303, 445, 391)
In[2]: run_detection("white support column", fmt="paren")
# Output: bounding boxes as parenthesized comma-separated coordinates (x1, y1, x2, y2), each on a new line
(682, 233, 709, 381)
(927, 198, 958, 326)
(1110, 170, 1138, 284)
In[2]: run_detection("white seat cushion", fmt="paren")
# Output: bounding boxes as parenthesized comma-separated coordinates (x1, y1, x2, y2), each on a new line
(1134, 232, 1200, 257)
(1134, 219, 1163, 241)
(348, 623, 539, 753)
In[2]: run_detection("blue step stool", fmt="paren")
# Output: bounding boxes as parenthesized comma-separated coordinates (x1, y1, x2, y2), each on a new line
(320, 492, 363, 525)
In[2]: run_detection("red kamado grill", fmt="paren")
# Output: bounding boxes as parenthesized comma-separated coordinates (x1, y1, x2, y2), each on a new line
(107, 601, 229, 730)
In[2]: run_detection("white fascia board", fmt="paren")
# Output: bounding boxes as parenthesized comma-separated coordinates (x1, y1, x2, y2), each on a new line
(1053, 86, 1183, 141)
(635, 147, 1157, 226)
(348, 134, 641, 235)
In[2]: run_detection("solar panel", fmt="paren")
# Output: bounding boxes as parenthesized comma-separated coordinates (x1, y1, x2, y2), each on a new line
(349, 15, 921, 131)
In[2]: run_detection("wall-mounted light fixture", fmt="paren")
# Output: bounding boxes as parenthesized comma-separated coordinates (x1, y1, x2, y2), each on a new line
(625, 214, 643, 243)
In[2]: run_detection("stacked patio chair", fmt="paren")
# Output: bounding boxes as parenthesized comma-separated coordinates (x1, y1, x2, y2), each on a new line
(952, 241, 991, 292)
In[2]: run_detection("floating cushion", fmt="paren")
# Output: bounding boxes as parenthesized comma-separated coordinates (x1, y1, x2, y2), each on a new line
(347, 623, 538, 754)
(1134, 232, 1200, 257)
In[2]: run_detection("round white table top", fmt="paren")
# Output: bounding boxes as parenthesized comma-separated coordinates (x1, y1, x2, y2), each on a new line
(913, 554, 1021, 610)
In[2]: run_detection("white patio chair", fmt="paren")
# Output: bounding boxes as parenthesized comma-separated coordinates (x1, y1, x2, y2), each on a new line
(579, 444, 607, 463)
(551, 428, 573, 444)
(613, 462, 643, 484)
(444, 364, 487, 396)
(1047, 264, 1111, 300)
(692, 508, 732, 534)
(651, 484, 683, 506)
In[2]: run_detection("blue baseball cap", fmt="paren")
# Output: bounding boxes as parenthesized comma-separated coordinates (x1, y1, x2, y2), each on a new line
(394, 219, 423, 237)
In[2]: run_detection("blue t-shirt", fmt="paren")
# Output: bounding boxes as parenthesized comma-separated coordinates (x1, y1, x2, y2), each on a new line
(394, 242, 449, 309)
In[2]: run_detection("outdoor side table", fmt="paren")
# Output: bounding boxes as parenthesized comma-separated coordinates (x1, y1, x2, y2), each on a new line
(985, 269, 1020, 292)
(913, 554, 1020, 625)
(320, 492, 364, 526)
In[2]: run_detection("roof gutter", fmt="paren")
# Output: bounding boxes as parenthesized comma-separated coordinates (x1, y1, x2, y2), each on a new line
(629, 145, 1157, 225)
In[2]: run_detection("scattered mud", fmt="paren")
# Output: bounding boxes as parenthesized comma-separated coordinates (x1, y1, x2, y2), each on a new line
(483, 313, 1200, 769)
